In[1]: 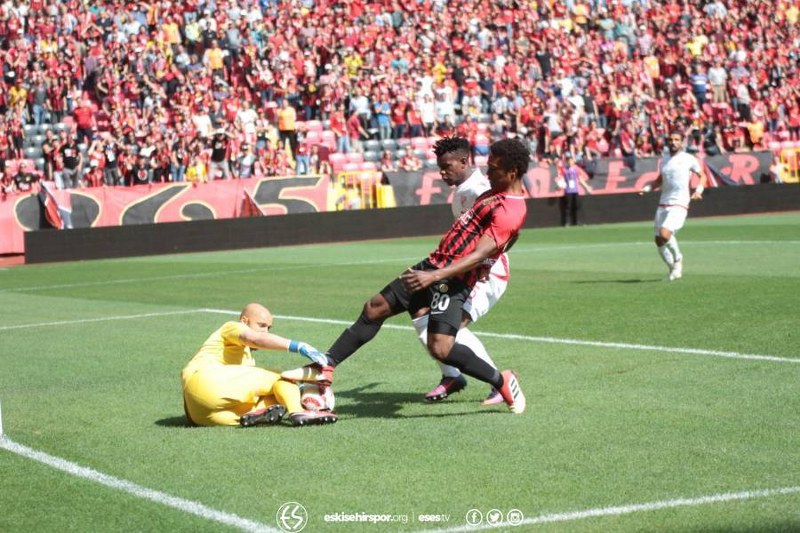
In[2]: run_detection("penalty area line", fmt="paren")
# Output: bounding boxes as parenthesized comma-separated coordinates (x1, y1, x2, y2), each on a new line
(0, 436, 280, 533)
(200, 309, 800, 364)
(416, 485, 800, 532)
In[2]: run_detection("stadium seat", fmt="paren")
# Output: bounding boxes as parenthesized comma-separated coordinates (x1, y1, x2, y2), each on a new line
(320, 130, 337, 150)
(380, 139, 397, 151)
(363, 150, 381, 162)
(61, 116, 75, 129)
(396, 137, 411, 149)
(364, 139, 381, 152)
(35, 158, 46, 171)
(24, 147, 43, 159)
(394, 149, 407, 160)
(342, 162, 362, 172)
(411, 137, 429, 150)
(360, 161, 378, 170)
(304, 130, 322, 144)
(329, 152, 347, 172)
(768, 141, 781, 153)
(305, 120, 323, 132)
(345, 152, 364, 164)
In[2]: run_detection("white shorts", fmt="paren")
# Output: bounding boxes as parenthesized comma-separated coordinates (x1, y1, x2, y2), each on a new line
(463, 254, 509, 323)
(654, 205, 688, 236)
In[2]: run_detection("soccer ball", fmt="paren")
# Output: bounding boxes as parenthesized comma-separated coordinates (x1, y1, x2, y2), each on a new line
(300, 384, 335, 412)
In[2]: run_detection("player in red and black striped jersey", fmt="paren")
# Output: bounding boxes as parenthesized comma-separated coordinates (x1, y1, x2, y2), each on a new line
(322, 138, 530, 414)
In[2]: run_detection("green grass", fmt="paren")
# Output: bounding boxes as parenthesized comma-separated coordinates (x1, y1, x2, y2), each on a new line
(1, 213, 799, 532)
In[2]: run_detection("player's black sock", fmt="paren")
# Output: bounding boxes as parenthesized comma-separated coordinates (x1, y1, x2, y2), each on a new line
(443, 343, 503, 388)
(326, 312, 383, 366)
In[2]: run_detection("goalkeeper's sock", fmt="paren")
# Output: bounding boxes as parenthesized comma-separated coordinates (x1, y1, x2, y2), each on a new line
(272, 380, 303, 414)
(326, 312, 383, 366)
(442, 343, 502, 388)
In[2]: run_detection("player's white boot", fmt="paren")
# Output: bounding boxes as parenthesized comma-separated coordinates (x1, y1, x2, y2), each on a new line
(667, 259, 683, 281)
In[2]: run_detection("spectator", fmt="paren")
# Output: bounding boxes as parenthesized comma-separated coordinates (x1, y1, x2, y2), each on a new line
(13, 161, 40, 192)
(208, 129, 233, 180)
(73, 99, 96, 145)
(399, 150, 422, 172)
(58, 133, 83, 189)
(277, 98, 298, 158)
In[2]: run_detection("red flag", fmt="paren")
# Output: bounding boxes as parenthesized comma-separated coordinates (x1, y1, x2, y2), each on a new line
(239, 189, 264, 217)
(37, 182, 65, 229)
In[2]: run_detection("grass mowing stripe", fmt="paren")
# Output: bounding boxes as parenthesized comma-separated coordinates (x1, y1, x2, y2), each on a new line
(0, 309, 207, 331)
(1, 257, 418, 293)
(2, 307, 793, 364)
(3, 239, 796, 293)
(201, 309, 800, 364)
(417, 486, 800, 532)
(0, 436, 280, 533)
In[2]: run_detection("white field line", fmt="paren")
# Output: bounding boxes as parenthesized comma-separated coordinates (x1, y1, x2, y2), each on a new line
(202, 309, 800, 364)
(0, 309, 207, 331)
(0, 436, 279, 533)
(5, 239, 797, 293)
(417, 485, 800, 533)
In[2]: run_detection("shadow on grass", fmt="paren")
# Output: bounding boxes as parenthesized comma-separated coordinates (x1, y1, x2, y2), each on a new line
(333, 383, 502, 420)
(154, 382, 502, 427)
(155, 416, 195, 428)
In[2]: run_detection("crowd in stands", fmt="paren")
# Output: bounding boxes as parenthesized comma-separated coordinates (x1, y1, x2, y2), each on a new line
(1, 0, 799, 193)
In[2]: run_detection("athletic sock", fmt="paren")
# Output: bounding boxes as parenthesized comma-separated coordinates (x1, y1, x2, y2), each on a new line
(326, 312, 383, 366)
(272, 380, 303, 414)
(665, 236, 682, 264)
(657, 244, 674, 268)
(442, 343, 502, 388)
(456, 327, 496, 369)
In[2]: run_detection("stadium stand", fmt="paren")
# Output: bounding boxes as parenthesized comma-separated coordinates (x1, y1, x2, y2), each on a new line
(0, 0, 797, 197)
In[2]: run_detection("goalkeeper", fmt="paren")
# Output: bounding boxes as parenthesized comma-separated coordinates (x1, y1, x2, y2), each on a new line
(181, 303, 337, 427)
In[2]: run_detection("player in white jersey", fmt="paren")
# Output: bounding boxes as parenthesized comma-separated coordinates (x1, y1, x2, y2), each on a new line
(412, 136, 509, 405)
(639, 131, 707, 281)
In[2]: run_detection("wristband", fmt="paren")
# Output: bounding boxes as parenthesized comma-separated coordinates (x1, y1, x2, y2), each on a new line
(641, 184, 652, 193)
(288, 340, 300, 352)
(694, 184, 704, 194)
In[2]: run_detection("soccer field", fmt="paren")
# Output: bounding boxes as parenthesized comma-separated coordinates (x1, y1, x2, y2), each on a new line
(1, 213, 798, 533)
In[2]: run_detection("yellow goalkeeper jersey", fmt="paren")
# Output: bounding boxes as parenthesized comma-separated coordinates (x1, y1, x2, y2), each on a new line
(181, 321, 255, 386)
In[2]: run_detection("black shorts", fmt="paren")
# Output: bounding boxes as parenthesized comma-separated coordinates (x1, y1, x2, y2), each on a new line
(379, 259, 470, 337)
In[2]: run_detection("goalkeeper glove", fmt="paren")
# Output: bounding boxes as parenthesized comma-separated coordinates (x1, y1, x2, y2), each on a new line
(288, 340, 329, 366)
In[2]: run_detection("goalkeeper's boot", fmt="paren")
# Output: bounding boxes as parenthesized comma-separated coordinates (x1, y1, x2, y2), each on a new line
(498, 370, 526, 414)
(289, 410, 338, 426)
(281, 363, 334, 386)
(239, 404, 287, 427)
(480, 387, 504, 406)
(424, 375, 467, 402)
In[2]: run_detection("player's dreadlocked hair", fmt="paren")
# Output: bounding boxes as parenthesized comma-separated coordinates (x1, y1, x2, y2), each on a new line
(489, 138, 531, 178)
(432, 136, 471, 158)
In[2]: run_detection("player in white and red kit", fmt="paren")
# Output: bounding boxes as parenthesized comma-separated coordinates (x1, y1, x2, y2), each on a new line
(639, 130, 707, 281)
(320, 138, 531, 414)
(413, 137, 510, 405)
